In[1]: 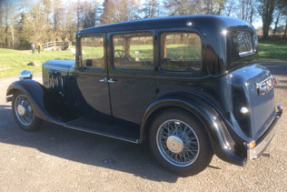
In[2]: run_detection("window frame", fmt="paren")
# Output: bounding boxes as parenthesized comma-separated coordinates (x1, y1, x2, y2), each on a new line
(111, 31, 155, 72)
(80, 34, 106, 70)
(158, 30, 203, 74)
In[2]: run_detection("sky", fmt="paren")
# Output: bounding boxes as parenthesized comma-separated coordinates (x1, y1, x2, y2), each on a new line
(1, 0, 280, 30)
(57, 0, 265, 30)
(61, 0, 104, 4)
(253, 21, 263, 30)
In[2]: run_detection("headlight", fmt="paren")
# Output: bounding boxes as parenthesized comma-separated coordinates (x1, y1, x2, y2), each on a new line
(19, 70, 33, 80)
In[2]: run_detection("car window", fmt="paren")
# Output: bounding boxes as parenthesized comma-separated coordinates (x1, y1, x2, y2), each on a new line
(81, 35, 104, 68)
(161, 32, 202, 72)
(231, 31, 255, 57)
(113, 32, 153, 70)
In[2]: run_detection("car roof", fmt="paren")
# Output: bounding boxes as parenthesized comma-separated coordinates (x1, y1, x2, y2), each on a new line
(78, 15, 252, 36)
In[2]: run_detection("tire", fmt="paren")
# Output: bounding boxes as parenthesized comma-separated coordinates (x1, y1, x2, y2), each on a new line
(12, 91, 42, 131)
(149, 109, 213, 176)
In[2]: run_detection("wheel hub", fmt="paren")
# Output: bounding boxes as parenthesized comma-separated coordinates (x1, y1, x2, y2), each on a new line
(166, 135, 184, 153)
(17, 104, 26, 116)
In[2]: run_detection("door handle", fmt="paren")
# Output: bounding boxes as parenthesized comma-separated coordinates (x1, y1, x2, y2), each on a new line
(99, 78, 117, 83)
(107, 78, 117, 83)
(99, 78, 107, 83)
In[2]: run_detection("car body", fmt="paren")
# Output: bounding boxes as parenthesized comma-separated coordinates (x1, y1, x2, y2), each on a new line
(6, 15, 282, 176)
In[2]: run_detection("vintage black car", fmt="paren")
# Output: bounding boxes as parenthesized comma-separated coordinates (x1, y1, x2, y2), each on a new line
(6, 15, 283, 176)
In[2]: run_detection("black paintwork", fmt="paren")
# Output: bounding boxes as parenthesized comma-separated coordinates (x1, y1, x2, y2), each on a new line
(6, 15, 281, 166)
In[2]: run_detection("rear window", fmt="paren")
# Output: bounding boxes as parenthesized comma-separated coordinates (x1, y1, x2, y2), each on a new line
(229, 30, 258, 69)
(160, 32, 202, 72)
(231, 31, 256, 57)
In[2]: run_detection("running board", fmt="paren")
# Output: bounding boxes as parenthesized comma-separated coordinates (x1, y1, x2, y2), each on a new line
(64, 118, 140, 143)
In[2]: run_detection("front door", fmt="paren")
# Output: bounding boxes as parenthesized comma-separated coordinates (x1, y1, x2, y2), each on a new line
(75, 34, 111, 121)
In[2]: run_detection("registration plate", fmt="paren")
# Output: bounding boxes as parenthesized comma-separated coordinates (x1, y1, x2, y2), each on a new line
(256, 76, 278, 96)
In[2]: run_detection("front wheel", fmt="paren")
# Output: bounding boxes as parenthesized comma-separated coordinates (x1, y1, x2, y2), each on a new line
(149, 110, 213, 176)
(12, 92, 42, 131)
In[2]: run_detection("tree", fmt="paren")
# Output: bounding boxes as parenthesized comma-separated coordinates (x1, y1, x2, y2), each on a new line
(240, 0, 255, 22)
(82, 1, 97, 28)
(222, 0, 255, 23)
(257, 0, 276, 39)
(204, 0, 227, 15)
(1, 0, 18, 48)
(163, 0, 227, 16)
(224, 0, 235, 16)
(164, 0, 204, 15)
(272, 1, 287, 36)
(285, 18, 287, 37)
(141, 0, 160, 18)
(0, 2, 3, 46)
(63, 4, 78, 42)
(101, 0, 140, 24)
(18, 13, 30, 48)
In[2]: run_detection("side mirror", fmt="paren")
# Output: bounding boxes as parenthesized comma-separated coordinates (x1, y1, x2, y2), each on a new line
(19, 70, 33, 80)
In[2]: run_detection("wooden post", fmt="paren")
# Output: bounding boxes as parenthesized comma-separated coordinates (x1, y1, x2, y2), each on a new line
(124, 37, 130, 58)
(163, 41, 166, 58)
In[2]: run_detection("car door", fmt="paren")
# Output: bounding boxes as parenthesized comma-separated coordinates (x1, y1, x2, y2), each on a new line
(74, 34, 111, 121)
(107, 31, 157, 125)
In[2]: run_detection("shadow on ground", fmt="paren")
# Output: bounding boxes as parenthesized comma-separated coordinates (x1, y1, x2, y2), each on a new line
(262, 62, 287, 76)
(0, 105, 182, 182)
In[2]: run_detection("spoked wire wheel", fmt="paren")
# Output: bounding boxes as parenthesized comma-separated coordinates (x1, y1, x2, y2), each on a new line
(14, 94, 34, 126)
(12, 92, 42, 131)
(149, 110, 213, 176)
(156, 119, 200, 167)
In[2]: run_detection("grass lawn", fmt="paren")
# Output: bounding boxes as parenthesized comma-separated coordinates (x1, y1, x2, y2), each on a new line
(258, 40, 287, 61)
(0, 49, 75, 78)
(0, 40, 286, 78)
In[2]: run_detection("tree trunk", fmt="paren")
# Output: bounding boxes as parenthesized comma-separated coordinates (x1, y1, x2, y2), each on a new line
(77, 1, 81, 31)
(227, 0, 235, 16)
(10, 25, 15, 48)
(263, 23, 270, 39)
(259, 0, 275, 39)
(124, 37, 130, 58)
(284, 18, 287, 37)
(273, 12, 281, 36)
(249, 0, 254, 23)
(242, 0, 245, 20)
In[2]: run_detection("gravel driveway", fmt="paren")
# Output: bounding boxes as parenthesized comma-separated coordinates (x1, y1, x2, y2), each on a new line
(0, 62, 286, 192)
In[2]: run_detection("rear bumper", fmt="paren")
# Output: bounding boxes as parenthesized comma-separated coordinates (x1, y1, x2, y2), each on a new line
(247, 109, 282, 160)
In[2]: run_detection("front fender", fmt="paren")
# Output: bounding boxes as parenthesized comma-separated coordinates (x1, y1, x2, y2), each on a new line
(6, 80, 64, 125)
(140, 95, 246, 165)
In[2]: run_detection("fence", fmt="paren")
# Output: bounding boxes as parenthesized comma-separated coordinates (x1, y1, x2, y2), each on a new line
(41, 41, 72, 51)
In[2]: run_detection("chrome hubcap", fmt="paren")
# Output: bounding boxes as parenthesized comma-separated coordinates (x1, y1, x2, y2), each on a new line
(17, 104, 26, 116)
(156, 119, 200, 167)
(166, 136, 184, 153)
(14, 95, 34, 126)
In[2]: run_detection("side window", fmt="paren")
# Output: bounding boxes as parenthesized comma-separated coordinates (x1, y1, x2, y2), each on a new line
(161, 32, 202, 72)
(81, 35, 104, 68)
(113, 32, 153, 70)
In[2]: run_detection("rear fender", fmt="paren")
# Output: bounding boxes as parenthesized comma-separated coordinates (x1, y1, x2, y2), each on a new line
(140, 94, 246, 165)
(6, 80, 64, 125)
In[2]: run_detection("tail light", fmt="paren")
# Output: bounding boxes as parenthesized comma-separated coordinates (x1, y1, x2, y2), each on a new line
(272, 76, 278, 85)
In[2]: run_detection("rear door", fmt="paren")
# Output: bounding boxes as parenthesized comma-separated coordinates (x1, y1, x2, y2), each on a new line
(107, 31, 157, 125)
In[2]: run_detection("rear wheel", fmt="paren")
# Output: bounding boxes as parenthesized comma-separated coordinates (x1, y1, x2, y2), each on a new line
(149, 110, 213, 176)
(12, 92, 42, 131)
